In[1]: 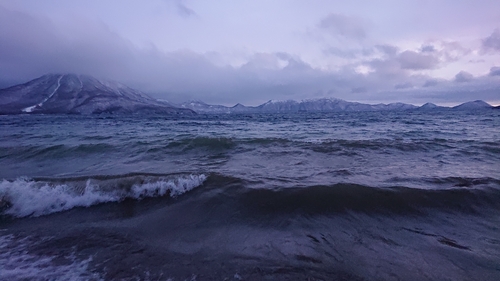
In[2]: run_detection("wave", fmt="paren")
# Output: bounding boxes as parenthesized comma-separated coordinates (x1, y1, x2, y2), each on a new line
(166, 136, 236, 152)
(0, 143, 117, 160)
(200, 174, 500, 218)
(2, 173, 499, 219)
(1, 137, 499, 162)
(232, 183, 500, 217)
(157, 137, 500, 157)
(0, 173, 206, 218)
(387, 176, 500, 187)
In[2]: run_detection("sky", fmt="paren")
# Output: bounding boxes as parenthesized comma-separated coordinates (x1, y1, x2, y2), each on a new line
(0, 0, 499, 106)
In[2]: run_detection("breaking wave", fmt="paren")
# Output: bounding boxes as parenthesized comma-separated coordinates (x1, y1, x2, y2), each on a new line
(2, 172, 500, 220)
(0, 173, 206, 218)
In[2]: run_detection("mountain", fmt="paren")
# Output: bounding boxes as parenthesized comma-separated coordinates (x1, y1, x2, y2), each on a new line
(0, 74, 195, 115)
(417, 102, 447, 110)
(180, 98, 496, 114)
(179, 98, 418, 114)
(419, 102, 438, 109)
(257, 100, 301, 112)
(371, 102, 417, 111)
(178, 100, 231, 114)
(256, 99, 418, 112)
(452, 100, 492, 110)
(2, 75, 494, 115)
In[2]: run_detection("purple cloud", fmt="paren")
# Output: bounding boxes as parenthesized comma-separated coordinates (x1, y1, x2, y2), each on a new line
(455, 71, 474, 83)
(397, 50, 439, 70)
(482, 29, 500, 53)
(489, 66, 500, 76)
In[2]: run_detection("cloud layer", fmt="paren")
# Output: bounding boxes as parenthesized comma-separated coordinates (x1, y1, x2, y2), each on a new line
(0, 1, 499, 106)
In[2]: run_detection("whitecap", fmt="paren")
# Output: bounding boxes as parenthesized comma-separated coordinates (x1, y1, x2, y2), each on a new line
(0, 174, 206, 218)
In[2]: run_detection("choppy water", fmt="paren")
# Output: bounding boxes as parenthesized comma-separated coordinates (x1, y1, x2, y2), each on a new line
(1, 110, 499, 280)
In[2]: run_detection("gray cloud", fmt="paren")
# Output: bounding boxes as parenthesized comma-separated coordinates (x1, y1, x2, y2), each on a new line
(367, 57, 402, 78)
(455, 71, 474, 83)
(397, 50, 439, 70)
(351, 87, 367, 94)
(489, 66, 500, 76)
(395, 82, 413, 89)
(439, 41, 471, 62)
(323, 47, 373, 58)
(405, 75, 500, 105)
(482, 28, 500, 53)
(375, 45, 399, 56)
(0, 4, 499, 106)
(318, 13, 367, 40)
(423, 79, 441, 88)
(421, 45, 435, 53)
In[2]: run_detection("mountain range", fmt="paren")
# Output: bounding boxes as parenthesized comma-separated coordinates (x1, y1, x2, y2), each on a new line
(177, 99, 494, 114)
(0, 74, 496, 115)
(0, 74, 194, 115)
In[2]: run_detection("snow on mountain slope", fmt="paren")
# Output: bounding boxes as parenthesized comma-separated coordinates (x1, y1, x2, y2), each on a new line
(180, 98, 419, 114)
(0, 74, 194, 115)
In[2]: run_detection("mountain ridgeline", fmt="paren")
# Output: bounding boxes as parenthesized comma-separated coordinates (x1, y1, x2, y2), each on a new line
(0, 74, 496, 115)
(0, 74, 194, 115)
(178, 99, 495, 114)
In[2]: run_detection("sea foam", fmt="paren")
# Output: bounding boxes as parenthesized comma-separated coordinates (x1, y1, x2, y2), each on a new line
(0, 233, 102, 281)
(0, 174, 206, 218)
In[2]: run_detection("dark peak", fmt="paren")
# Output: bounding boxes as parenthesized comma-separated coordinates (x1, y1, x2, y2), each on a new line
(453, 100, 492, 109)
(422, 102, 437, 106)
(418, 102, 442, 110)
(461, 100, 490, 106)
(472, 100, 489, 104)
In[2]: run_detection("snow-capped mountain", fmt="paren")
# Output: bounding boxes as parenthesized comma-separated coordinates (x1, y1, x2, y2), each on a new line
(179, 98, 419, 113)
(0, 74, 194, 115)
(1, 74, 494, 115)
(257, 99, 301, 112)
(178, 100, 232, 114)
(179, 98, 494, 114)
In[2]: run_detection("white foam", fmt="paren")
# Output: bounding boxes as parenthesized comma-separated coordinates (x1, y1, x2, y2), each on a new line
(0, 174, 206, 218)
(131, 174, 207, 198)
(0, 234, 102, 281)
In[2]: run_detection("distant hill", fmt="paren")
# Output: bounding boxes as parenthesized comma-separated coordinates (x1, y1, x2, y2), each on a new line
(0, 74, 194, 115)
(1, 74, 495, 115)
(179, 99, 495, 114)
(418, 102, 445, 110)
(179, 98, 418, 114)
(452, 100, 493, 110)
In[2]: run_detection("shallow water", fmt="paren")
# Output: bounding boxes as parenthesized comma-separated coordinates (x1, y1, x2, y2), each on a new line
(1, 110, 500, 280)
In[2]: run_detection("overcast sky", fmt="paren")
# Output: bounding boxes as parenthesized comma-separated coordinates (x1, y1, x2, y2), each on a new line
(1, 0, 499, 106)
